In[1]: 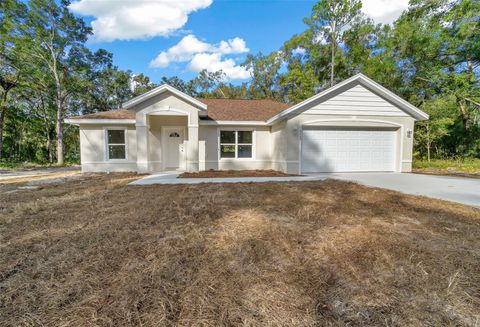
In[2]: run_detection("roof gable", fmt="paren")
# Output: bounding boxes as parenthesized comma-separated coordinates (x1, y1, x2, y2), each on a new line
(122, 84, 207, 111)
(268, 73, 429, 123)
(303, 84, 409, 117)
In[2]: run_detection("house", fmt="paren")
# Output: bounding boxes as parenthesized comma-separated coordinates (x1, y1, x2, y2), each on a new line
(65, 74, 429, 174)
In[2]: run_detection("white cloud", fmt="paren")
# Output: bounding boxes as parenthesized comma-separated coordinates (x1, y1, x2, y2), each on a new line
(217, 38, 249, 54)
(150, 35, 212, 67)
(291, 47, 307, 56)
(150, 35, 250, 80)
(361, 0, 409, 24)
(188, 53, 251, 80)
(69, 0, 212, 42)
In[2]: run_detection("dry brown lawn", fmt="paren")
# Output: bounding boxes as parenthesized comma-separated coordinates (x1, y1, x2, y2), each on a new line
(179, 169, 297, 178)
(0, 173, 479, 326)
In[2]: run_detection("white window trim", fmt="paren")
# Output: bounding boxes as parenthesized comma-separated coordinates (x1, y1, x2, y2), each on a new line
(217, 127, 256, 161)
(104, 127, 128, 162)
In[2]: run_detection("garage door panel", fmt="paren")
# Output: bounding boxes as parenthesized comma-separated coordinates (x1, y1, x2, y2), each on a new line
(301, 128, 396, 173)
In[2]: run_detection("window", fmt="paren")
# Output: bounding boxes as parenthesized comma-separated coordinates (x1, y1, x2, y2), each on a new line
(220, 130, 253, 159)
(107, 129, 126, 160)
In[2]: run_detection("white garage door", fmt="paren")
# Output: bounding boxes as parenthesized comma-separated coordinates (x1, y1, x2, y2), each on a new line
(301, 127, 396, 173)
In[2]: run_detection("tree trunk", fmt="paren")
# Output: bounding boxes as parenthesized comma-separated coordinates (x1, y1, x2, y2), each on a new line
(458, 99, 469, 131)
(0, 108, 5, 161)
(45, 122, 54, 163)
(427, 141, 431, 162)
(47, 134, 53, 162)
(56, 99, 64, 165)
(330, 21, 336, 87)
(0, 85, 15, 159)
(47, 124, 54, 163)
(40, 98, 54, 163)
(0, 90, 8, 161)
(52, 59, 65, 165)
(426, 123, 431, 162)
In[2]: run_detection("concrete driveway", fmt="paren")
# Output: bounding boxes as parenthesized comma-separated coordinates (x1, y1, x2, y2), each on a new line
(129, 171, 328, 185)
(130, 171, 479, 207)
(319, 173, 480, 207)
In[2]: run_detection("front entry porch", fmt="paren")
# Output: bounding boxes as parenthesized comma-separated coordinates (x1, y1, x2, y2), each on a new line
(135, 112, 199, 173)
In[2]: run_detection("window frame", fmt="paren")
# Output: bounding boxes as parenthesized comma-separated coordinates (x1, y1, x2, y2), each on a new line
(218, 128, 255, 160)
(104, 127, 128, 161)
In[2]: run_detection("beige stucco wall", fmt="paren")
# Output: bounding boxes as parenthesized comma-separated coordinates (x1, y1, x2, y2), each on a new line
(282, 114, 415, 174)
(270, 120, 288, 172)
(79, 124, 137, 172)
(199, 125, 274, 171)
(77, 113, 416, 174)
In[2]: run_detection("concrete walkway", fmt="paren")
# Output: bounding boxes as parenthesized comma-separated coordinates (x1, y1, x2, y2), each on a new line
(129, 171, 328, 185)
(130, 171, 480, 207)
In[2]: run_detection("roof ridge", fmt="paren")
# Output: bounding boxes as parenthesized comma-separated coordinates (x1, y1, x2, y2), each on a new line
(196, 97, 285, 102)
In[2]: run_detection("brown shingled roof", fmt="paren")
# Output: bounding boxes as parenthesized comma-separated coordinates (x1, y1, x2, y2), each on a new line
(71, 109, 135, 120)
(69, 99, 290, 122)
(197, 98, 289, 121)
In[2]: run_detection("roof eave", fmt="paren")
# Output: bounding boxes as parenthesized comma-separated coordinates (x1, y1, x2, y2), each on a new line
(200, 120, 269, 126)
(64, 118, 136, 125)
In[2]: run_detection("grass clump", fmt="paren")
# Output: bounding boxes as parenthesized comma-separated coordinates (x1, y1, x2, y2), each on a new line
(413, 158, 480, 177)
(0, 161, 76, 171)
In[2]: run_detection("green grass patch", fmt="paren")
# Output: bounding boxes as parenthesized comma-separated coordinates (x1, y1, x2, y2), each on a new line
(413, 158, 480, 174)
(0, 161, 74, 171)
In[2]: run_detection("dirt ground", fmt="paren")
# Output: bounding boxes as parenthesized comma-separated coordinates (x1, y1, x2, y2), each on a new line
(0, 173, 479, 326)
(179, 169, 298, 178)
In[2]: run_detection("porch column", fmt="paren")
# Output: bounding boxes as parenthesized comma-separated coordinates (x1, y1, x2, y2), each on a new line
(136, 113, 150, 173)
(186, 125, 199, 172)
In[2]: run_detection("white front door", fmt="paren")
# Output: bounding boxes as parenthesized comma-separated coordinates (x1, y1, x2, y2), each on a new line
(163, 127, 185, 170)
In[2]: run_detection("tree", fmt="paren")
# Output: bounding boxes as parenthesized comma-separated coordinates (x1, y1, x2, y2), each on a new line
(189, 70, 226, 98)
(414, 97, 456, 161)
(131, 73, 157, 97)
(0, 0, 26, 160)
(0, 0, 478, 164)
(161, 76, 197, 96)
(390, 0, 480, 156)
(215, 82, 248, 99)
(305, 0, 362, 86)
(243, 52, 282, 99)
(277, 30, 326, 103)
(16, 0, 93, 164)
(76, 51, 133, 114)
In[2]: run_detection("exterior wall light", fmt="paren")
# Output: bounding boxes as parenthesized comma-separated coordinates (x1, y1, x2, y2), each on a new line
(406, 128, 413, 138)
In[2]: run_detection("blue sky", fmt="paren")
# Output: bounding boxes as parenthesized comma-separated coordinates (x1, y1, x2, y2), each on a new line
(71, 0, 409, 83)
